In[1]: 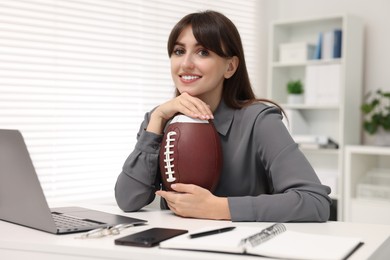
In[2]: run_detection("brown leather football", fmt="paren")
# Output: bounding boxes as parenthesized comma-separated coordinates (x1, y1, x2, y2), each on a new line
(159, 114, 222, 192)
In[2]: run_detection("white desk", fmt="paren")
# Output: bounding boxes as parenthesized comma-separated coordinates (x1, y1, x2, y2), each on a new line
(0, 204, 389, 260)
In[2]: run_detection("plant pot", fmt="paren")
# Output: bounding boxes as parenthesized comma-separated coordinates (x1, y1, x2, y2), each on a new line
(287, 94, 304, 104)
(375, 128, 390, 146)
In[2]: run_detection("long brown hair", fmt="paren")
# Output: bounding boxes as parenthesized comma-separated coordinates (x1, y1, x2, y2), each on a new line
(167, 10, 283, 112)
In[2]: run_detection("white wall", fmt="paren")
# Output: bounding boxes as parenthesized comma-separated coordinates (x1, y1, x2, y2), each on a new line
(259, 0, 390, 144)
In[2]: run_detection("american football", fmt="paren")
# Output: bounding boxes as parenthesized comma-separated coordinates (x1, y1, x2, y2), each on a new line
(159, 114, 222, 192)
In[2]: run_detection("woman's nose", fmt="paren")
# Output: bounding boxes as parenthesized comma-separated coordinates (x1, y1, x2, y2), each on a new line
(181, 54, 195, 70)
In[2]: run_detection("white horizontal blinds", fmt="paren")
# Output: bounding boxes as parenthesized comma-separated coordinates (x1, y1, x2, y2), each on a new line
(0, 0, 173, 203)
(0, 0, 258, 203)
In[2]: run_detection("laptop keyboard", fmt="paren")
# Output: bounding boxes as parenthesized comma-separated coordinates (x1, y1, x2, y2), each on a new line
(52, 212, 103, 229)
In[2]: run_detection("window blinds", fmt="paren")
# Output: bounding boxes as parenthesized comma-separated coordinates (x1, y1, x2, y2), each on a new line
(0, 0, 258, 204)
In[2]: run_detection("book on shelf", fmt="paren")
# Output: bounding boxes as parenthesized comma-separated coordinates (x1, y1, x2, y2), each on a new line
(313, 32, 322, 59)
(322, 30, 334, 59)
(160, 223, 363, 260)
(312, 29, 342, 60)
(333, 29, 342, 58)
(321, 29, 343, 59)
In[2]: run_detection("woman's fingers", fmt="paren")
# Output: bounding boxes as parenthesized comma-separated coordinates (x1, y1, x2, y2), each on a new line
(176, 93, 214, 119)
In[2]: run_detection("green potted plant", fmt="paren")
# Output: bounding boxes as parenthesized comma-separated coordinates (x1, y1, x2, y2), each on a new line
(361, 89, 390, 146)
(286, 80, 304, 104)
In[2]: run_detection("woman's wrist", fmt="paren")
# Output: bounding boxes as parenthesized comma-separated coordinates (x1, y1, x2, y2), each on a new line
(146, 109, 169, 134)
(210, 197, 231, 220)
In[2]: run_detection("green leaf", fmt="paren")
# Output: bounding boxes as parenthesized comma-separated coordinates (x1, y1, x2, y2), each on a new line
(372, 113, 381, 121)
(364, 121, 377, 135)
(371, 99, 380, 107)
(382, 114, 390, 130)
(361, 103, 372, 114)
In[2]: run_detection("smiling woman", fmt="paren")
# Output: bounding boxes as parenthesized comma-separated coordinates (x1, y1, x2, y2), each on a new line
(0, 0, 259, 203)
(115, 10, 332, 222)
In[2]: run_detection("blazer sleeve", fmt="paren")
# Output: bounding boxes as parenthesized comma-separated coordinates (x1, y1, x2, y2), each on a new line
(228, 107, 332, 222)
(115, 112, 162, 212)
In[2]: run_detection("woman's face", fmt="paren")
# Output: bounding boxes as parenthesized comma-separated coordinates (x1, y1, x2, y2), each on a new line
(170, 26, 233, 104)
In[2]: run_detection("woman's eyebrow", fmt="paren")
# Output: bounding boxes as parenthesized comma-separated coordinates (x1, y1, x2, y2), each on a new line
(174, 42, 184, 47)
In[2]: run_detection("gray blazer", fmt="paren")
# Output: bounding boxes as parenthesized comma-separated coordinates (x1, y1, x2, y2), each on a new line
(115, 100, 332, 222)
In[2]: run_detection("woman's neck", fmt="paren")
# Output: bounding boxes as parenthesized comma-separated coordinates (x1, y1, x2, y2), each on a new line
(198, 89, 223, 113)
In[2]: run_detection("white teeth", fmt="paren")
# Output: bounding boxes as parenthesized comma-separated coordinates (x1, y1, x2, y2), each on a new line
(181, 75, 200, 81)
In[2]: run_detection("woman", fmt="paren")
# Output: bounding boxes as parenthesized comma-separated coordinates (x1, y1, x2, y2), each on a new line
(115, 10, 331, 222)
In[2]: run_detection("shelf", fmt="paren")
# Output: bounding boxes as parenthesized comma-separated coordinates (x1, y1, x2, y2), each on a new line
(344, 145, 390, 224)
(272, 58, 342, 68)
(352, 197, 390, 206)
(346, 145, 390, 155)
(272, 13, 345, 26)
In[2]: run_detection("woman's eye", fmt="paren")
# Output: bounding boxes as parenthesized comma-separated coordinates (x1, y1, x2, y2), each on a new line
(173, 48, 185, 56)
(198, 49, 209, 57)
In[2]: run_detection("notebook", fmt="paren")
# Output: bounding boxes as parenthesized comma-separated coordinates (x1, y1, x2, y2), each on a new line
(0, 129, 147, 234)
(160, 223, 363, 260)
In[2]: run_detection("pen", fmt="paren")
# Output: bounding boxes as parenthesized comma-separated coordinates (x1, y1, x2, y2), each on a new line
(189, 226, 236, 239)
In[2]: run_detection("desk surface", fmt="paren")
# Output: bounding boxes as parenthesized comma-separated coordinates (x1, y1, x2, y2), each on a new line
(0, 203, 389, 260)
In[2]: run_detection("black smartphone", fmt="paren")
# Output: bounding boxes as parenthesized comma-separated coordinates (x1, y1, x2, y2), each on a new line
(114, 227, 188, 247)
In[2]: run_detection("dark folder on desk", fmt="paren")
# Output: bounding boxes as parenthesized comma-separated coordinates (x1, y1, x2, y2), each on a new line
(0, 129, 146, 234)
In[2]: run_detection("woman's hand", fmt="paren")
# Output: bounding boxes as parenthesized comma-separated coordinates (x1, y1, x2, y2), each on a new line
(147, 93, 214, 134)
(155, 183, 231, 220)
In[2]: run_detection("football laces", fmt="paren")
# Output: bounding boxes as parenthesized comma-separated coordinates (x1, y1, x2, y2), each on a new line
(163, 131, 177, 183)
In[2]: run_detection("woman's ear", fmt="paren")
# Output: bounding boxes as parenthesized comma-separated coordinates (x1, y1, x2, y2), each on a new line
(224, 56, 239, 79)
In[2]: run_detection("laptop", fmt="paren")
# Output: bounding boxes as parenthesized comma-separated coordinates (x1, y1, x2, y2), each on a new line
(0, 129, 147, 234)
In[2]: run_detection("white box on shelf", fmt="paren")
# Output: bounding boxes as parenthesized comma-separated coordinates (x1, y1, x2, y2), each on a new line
(279, 42, 315, 63)
(304, 64, 341, 105)
(293, 134, 339, 149)
(357, 168, 390, 201)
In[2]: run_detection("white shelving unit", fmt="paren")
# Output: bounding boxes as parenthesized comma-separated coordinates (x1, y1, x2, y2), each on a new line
(344, 145, 390, 225)
(267, 14, 364, 220)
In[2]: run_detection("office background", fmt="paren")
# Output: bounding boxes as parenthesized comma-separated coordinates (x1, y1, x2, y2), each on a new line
(0, 0, 388, 213)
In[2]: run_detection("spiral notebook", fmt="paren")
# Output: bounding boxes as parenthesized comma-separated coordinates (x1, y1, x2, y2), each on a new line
(159, 224, 363, 260)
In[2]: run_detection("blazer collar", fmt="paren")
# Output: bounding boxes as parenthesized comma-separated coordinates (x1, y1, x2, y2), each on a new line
(213, 99, 234, 136)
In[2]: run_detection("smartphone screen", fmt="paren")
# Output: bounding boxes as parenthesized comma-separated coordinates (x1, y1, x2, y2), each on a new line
(114, 227, 188, 247)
